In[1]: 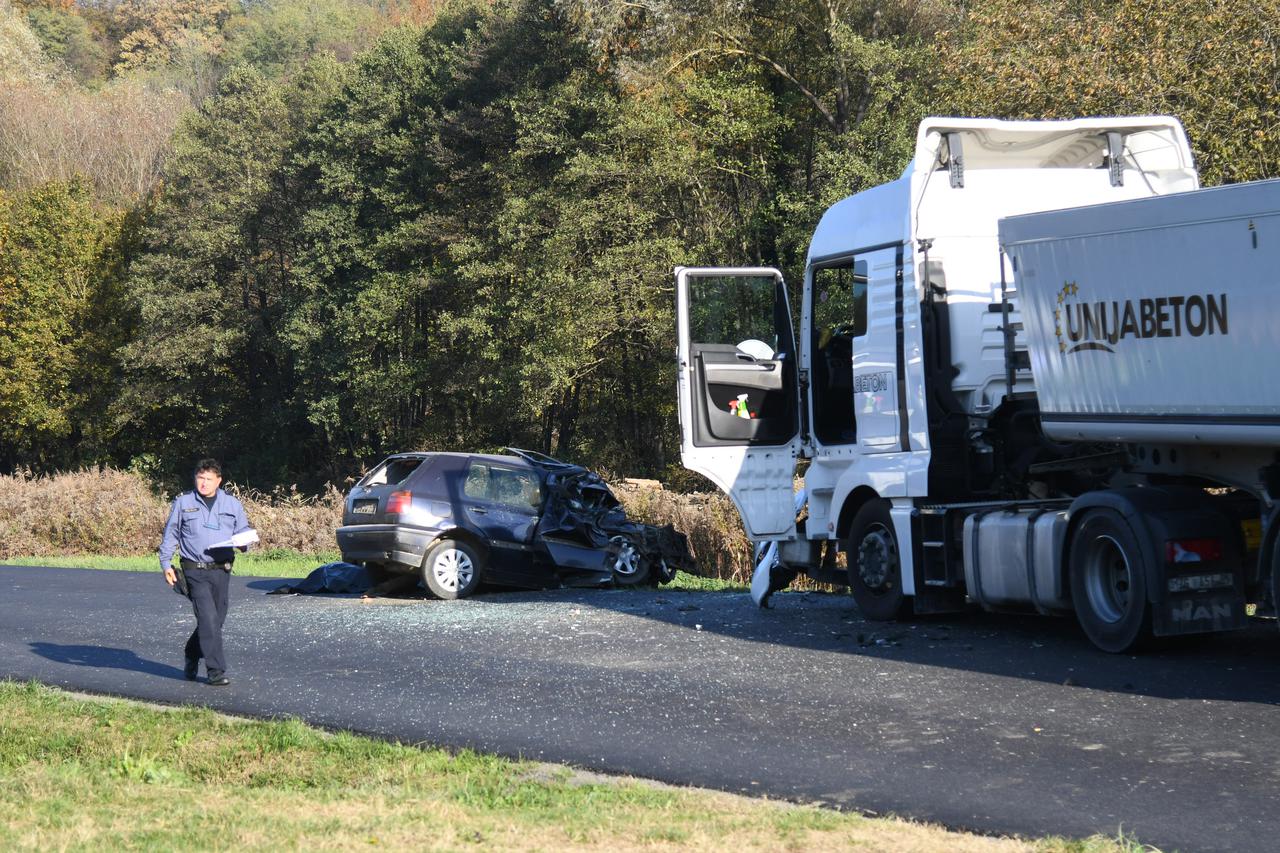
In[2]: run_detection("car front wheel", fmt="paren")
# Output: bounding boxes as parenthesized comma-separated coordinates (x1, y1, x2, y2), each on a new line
(608, 535, 651, 586)
(422, 539, 483, 599)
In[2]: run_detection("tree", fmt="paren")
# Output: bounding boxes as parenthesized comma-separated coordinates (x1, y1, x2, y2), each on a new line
(117, 60, 344, 483)
(221, 0, 387, 78)
(0, 180, 135, 470)
(936, 0, 1280, 186)
(23, 2, 108, 82)
(561, 0, 948, 267)
(0, 0, 55, 85)
(0, 79, 188, 202)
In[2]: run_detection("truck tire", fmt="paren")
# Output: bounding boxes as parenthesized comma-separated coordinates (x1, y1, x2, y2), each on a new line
(846, 500, 911, 621)
(421, 539, 484, 599)
(1069, 509, 1151, 653)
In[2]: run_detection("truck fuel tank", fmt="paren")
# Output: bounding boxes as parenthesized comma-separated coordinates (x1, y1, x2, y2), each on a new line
(962, 508, 1071, 612)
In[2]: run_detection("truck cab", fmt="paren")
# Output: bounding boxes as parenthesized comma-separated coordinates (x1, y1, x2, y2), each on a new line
(674, 117, 1278, 652)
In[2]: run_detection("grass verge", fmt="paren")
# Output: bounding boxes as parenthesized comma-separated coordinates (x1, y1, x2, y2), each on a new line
(0, 680, 1139, 852)
(0, 553, 748, 591)
(0, 551, 339, 579)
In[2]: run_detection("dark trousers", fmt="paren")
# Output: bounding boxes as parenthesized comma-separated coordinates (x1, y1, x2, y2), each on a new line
(183, 566, 230, 675)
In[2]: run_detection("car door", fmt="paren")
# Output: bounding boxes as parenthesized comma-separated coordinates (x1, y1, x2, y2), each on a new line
(460, 460, 545, 585)
(675, 266, 801, 539)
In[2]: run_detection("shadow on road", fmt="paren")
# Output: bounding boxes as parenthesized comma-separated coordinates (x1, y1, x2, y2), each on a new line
(249, 564, 1280, 706)
(456, 586, 1280, 706)
(29, 643, 186, 681)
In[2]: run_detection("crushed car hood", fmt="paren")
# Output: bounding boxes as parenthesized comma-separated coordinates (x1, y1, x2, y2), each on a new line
(537, 469, 695, 579)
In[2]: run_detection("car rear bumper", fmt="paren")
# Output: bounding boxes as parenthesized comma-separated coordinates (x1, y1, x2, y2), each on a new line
(337, 524, 437, 570)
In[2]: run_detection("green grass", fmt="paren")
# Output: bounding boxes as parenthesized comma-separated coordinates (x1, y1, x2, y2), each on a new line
(0, 551, 340, 579)
(667, 570, 746, 592)
(1, 553, 748, 590)
(0, 680, 1140, 851)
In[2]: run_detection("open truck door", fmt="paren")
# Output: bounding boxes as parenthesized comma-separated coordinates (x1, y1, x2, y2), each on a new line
(675, 267, 801, 540)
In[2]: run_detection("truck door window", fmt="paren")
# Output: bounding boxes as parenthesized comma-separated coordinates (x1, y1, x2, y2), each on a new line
(687, 275, 785, 355)
(685, 273, 798, 446)
(810, 260, 867, 444)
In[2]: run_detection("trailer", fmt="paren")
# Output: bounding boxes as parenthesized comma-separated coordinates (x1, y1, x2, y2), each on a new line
(674, 116, 1280, 652)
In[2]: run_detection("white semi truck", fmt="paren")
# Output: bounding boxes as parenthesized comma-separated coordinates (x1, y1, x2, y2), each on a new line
(674, 116, 1280, 652)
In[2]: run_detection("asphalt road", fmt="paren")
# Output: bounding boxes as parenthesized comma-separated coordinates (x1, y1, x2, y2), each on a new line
(3, 565, 1280, 851)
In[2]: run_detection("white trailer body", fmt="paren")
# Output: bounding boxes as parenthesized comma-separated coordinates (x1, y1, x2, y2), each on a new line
(676, 116, 1280, 652)
(1003, 179, 1280, 447)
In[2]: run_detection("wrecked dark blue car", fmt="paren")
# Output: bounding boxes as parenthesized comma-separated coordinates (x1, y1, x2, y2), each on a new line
(336, 448, 693, 599)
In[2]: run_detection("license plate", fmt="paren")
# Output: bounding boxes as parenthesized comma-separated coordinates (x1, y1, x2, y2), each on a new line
(352, 500, 378, 515)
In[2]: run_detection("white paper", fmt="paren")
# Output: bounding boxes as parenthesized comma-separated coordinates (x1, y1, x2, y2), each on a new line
(210, 529, 260, 549)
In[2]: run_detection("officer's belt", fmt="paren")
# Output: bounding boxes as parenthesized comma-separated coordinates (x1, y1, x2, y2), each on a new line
(180, 559, 232, 571)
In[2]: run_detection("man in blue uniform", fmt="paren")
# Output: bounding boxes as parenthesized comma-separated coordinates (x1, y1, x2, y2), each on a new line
(159, 458, 252, 686)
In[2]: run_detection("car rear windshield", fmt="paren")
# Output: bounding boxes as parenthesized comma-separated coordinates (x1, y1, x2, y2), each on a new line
(363, 457, 425, 487)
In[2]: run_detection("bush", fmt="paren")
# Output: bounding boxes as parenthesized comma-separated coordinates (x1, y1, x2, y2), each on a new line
(0, 468, 342, 559)
(613, 484, 754, 583)
(221, 482, 345, 556)
(0, 467, 164, 558)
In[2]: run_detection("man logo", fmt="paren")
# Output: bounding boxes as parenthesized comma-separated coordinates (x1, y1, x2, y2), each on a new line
(1169, 600, 1233, 623)
(1053, 281, 1228, 355)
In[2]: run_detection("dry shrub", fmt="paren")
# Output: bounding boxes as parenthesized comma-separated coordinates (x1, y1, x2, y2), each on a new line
(614, 480, 839, 590)
(0, 468, 343, 559)
(0, 467, 166, 558)
(0, 467, 760, 579)
(0, 79, 188, 203)
(221, 484, 344, 556)
(613, 485, 755, 583)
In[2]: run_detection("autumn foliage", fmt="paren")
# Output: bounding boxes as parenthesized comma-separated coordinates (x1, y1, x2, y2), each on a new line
(0, 0, 1277, 507)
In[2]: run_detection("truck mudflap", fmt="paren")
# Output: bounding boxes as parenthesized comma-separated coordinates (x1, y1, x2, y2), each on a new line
(1154, 589, 1248, 636)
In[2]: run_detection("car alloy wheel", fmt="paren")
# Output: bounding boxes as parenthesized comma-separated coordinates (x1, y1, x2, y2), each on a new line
(608, 535, 651, 585)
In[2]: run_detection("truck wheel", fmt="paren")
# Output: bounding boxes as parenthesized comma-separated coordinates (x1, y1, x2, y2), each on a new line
(421, 539, 483, 599)
(846, 500, 911, 621)
(1069, 510, 1151, 653)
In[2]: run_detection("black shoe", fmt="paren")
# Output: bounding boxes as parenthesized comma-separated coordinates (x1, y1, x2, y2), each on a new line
(184, 658, 199, 681)
(207, 672, 230, 687)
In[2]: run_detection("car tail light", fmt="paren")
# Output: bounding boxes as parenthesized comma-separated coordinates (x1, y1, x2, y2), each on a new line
(1165, 538, 1222, 564)
(386, 490, 412, 514)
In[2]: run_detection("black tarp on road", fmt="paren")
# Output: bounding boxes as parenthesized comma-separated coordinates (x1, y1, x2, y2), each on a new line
(4, 564, 1280, 852)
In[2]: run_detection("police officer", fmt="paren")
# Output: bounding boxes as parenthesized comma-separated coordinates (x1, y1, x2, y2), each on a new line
(159, 458, 252, 686)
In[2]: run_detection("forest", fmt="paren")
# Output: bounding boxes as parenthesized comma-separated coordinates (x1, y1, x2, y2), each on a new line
(1, 0, 1277, 492)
